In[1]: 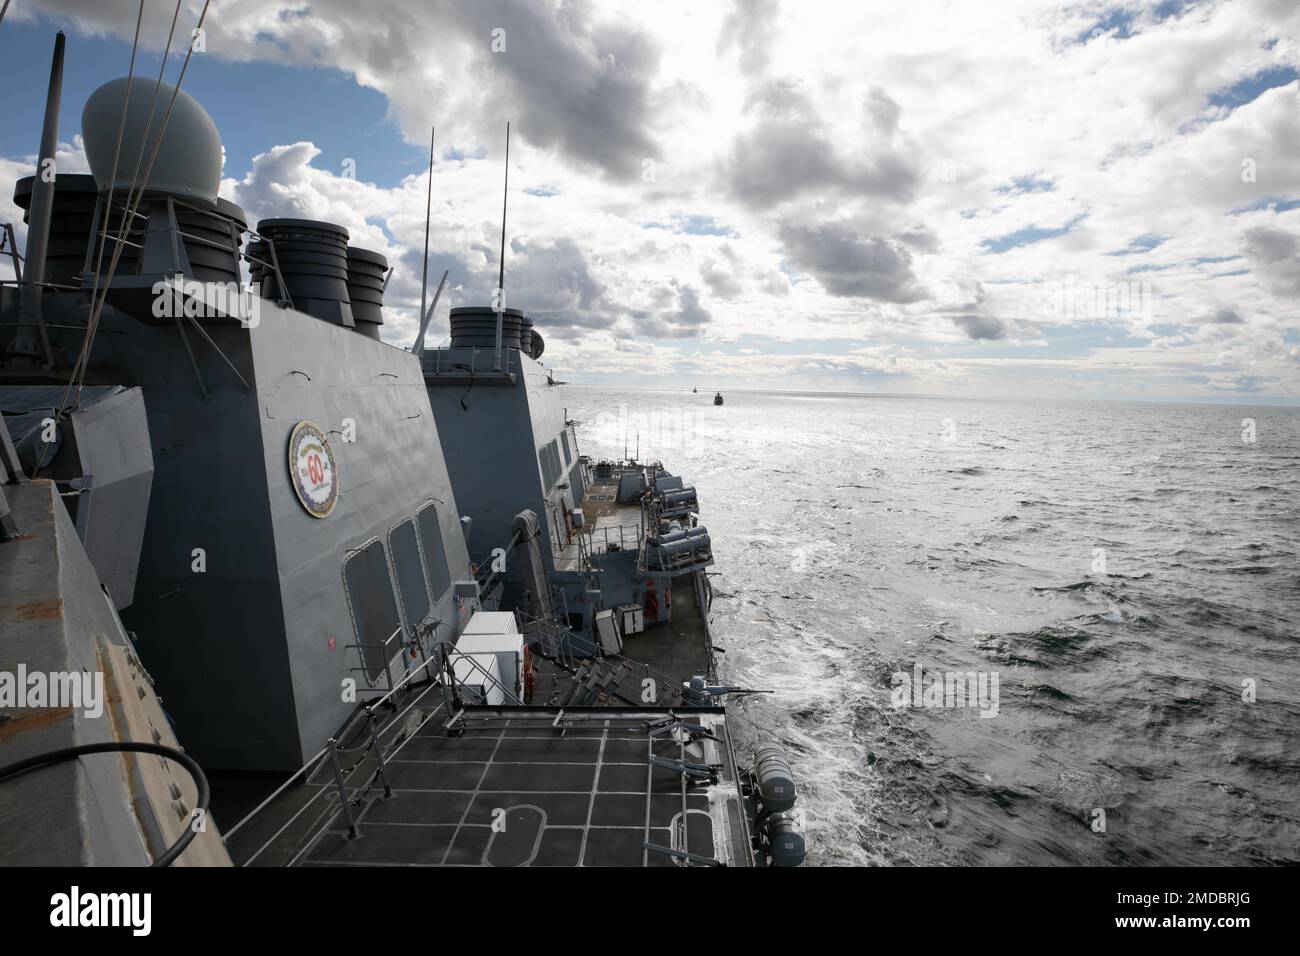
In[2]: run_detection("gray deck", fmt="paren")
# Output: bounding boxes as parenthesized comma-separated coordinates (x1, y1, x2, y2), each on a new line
(214, 465, 740, 867)
(529, 569, 713, 707)
(629, 570, 716, 681)
(555, 477, 639, 571)
(218, 700, 752, 867)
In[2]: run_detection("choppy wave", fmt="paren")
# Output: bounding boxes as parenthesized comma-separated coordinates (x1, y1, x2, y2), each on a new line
(567, 387, 1300, 866)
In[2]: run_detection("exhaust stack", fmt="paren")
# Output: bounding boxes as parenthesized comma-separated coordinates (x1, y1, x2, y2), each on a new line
(345, 246, 388, 340)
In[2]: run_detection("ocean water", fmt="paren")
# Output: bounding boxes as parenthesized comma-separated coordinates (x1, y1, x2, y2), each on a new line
(563, 386, 1300, 866)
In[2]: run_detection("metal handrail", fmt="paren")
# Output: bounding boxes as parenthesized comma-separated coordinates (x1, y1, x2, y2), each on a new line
(517, 611, 686, 707)
(226, 568, 609, 861)
(361, 626, 435, 711)
(78, 192, 294, 313)
(89, 235, 144, 254)
(345, 636, 399, 691)
(517, 611, 583, 670)
(440, 638, 523, 706)
(240, 227, 293, 311)
(425, 344, 520, 377)
(234, 674, 449, 866)
(579, 523, 642, 558)
(0, 278, 82, 292)
(221, 745, 330, 842)
(605, 651, 687, 706)
(82, 195, 147, 279)
(223, 625, 434, 848)
(640, 543, 714, 576)
(1, 222, 23, 284)
(228, 594, 687, 861)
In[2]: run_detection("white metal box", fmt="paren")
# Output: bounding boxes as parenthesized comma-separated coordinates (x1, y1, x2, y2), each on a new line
(452, 652, 504, 706)
(458, 610, 524, 699)
(617, 603, 644, 635)
(594, 609, 622, 655)
(462, 611, 521, 637)
(456, 631, 525, 700)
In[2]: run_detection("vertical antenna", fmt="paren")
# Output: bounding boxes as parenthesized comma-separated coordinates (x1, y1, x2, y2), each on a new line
(498, 121, 510, 301)
(414, 269, 448, 357)
(418, 125, 434, 350)
(8, 31, 64, 369)
(493, 121, 510, 371)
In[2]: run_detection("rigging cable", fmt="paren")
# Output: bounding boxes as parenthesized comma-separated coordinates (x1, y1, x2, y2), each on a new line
(28, 0, 145, 475)
(75, 0, 204, 402)
(33, 0, 212, 474)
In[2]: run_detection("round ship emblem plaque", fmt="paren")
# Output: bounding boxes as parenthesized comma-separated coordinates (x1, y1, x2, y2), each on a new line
(288, 421, 338, 518)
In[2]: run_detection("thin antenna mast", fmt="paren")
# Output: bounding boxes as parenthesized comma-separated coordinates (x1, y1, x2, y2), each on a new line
(8, 31, 64, 369)
(417, 125, 434, 348)
(414, 269, 448, 356)
(493, 121, 510, 371)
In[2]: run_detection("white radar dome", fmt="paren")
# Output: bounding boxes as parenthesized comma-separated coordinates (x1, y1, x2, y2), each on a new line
(82, 77, 223, 205)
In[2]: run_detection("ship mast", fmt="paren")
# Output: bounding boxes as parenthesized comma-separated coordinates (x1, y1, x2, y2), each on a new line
(413, 127, 447, 357)
(6, 32, 64, 370)
(493, 121, 510, 371)
(417, 125, 434, 349)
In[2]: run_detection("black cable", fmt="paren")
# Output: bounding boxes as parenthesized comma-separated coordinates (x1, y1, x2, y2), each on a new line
(0, 741, 210, 867)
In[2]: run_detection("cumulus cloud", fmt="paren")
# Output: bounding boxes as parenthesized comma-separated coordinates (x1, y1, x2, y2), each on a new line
(632, 282, 712, 338)
(718, 0, 781, 77)
(22, 0, 664, 181)
(1210, 306, 1245, 324)
(951, 314, 1010, 340)
(1243, 225, 1300, 295)
(4, 0, 1299, 398)
(725, 79, 917, 210)
(777, 221, 926, 302)
(500, 236, 618, 335)
(699, 255, 743, 299)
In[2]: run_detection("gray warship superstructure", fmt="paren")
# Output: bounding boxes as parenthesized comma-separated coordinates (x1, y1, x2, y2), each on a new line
(0, 31, 806, 867)
(421, 307, 722, 695)
(0, 33, 230, 866)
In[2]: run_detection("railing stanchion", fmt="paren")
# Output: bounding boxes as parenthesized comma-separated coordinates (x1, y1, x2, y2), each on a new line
(366, 707, 393, 799)
(327, 738, 357, 839)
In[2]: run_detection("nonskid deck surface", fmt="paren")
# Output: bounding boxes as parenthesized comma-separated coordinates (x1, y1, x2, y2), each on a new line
(215, 679, 451, 868)
(637, 569, 717, 682)
(220, 702, 752, 867)
(555, 476, 634, 571)
(530, 569, 714, 706)
(215, 464, 732, 866)
(218, 560, 726, 865)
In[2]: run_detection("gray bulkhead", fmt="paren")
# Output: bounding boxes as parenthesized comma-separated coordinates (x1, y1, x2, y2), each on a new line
(96, 303, 295, 771)
(425, 344, 582, 587)
(113, 293, 472, 771)
(250, 299, 474, 764)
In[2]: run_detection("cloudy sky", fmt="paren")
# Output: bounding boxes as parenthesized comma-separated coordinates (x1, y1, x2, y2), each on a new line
(1, 0, 1298, 402)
